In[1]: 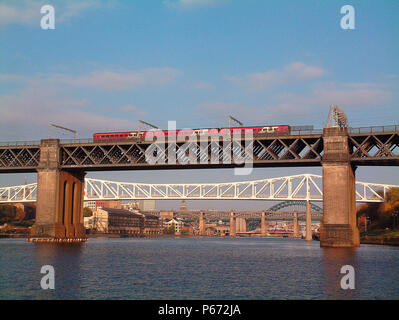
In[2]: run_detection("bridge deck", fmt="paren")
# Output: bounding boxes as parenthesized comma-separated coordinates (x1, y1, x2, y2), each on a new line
(0, 128, 398, 172)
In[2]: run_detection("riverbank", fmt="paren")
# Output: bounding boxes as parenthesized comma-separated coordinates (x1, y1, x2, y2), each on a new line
(360, 229, 399, 246)
(0, 233, 27, 238)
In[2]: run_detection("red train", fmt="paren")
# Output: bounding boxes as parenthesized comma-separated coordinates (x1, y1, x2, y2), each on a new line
(93, 125, 290, 141)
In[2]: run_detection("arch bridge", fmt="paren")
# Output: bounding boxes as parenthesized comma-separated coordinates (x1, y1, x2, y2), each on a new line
(1, 106, 398, 247)
(0, 174, 396, 204)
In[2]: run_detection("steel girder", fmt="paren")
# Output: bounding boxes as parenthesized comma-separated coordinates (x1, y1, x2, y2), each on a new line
(1, 173, 397, 203)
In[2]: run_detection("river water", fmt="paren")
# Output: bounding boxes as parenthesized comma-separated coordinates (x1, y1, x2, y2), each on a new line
(0, 237, 398, 300)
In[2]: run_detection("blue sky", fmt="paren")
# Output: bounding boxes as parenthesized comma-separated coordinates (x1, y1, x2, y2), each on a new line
(0, 0, 398, 209)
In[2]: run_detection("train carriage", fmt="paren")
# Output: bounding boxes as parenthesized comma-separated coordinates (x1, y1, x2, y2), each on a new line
(93, 125, 290, 141)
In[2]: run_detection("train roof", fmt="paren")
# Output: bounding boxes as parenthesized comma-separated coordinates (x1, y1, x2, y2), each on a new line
(93, 125, 291, 135)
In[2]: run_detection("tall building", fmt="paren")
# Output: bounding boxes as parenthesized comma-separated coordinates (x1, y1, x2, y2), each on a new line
(180, 200, 187, 211)
(138, 200, 156, 211)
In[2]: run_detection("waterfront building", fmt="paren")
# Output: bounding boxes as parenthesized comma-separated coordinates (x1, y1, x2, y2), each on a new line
(137, 212, 161, 235)
(92, 208, 144, 236)
(163, 218, 184, 234)
(85, 208, 161, 236)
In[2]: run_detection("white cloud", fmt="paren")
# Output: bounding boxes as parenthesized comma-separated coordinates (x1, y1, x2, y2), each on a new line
(0, 85, 134, 140)
(120, 104, 147, 116)
(196, 82, 392, 124)
(313, 86, 390, 108)
(51, 68, 181, 90)
(228, 62, 326, 92)
(0, 67, 182, 91)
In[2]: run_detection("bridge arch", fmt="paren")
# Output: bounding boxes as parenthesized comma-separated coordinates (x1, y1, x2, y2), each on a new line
(267, 200, 322, 212)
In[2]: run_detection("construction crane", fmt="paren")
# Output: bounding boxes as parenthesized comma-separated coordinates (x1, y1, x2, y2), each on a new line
(138, 120, 159, 132)
(49, 124, 77, 141)
(228, 115, 243, 128)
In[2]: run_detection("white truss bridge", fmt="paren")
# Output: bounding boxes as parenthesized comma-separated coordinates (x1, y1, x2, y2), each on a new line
(0, 174, 397, 204)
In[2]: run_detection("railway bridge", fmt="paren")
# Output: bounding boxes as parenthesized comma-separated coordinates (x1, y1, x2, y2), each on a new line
(0, 106, 398, 247)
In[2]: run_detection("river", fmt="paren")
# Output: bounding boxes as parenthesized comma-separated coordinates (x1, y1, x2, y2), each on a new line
(0, 237, 398, 299)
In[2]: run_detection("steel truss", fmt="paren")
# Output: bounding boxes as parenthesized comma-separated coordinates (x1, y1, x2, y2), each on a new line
(0, 145, 40, 172)
(0, 127, 398, 172)
(1, 174, 397, 203)
(59, 134, 324, 170)
(349, 130, 399, 164)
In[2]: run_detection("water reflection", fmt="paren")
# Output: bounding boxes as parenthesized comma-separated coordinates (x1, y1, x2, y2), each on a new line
(321, 247, 358, 299)
(1, 238, 398, 299)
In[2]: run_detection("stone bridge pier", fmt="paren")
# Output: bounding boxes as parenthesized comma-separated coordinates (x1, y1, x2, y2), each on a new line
(261, 211, 268, 237)
(320, 128, 360, 247)
(293, 212, 299, 237)
(29, 139, 86, 242)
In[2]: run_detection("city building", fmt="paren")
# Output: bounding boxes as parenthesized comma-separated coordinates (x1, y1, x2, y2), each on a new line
(94, 200, 122, 210)
(163, 218, 184, 234)
(14, 203, 36, 220)
(84, 207, 161, 236)
(138, 200, 156, 211)
(121, 201, 139, 211)
(90, 208, 144, 236)
(83, 200, 96, 211)
(138, 212, 161, 235)
(159, 211, 175, 220)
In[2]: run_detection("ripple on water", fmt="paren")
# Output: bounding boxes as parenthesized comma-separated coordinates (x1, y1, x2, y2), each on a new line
(0, 237, 398, 299)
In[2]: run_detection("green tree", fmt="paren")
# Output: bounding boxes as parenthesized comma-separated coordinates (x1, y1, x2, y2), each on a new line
(357, 187, 399, 230)
(0, 205, 16, 223)
(163, 224, 175, 234)
(83, 207, 93, 217)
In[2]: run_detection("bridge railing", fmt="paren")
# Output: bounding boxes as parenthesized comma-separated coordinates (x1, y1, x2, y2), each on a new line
(349, 125, 399, 134)
(0, 140, 41, 147)
(60, 138, 94, 144)
(0, 126, 397, 147)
